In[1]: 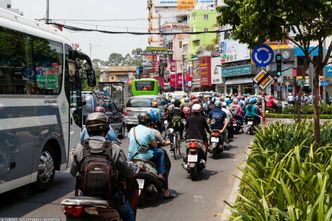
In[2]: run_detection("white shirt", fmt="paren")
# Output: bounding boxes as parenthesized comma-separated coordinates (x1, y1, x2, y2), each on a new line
(222, 107, 233, 123)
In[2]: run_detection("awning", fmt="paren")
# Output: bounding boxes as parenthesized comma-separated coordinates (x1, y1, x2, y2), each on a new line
(225, 78, 253, 85)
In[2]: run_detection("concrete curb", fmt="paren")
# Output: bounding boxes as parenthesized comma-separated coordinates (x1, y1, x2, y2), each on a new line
(220, 140, 254, 221)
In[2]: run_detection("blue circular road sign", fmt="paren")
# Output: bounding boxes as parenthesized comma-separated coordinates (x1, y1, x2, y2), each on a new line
(252, 44, 274, 67)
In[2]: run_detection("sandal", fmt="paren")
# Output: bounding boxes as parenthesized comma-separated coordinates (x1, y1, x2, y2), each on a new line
(163, 189, 175, 199)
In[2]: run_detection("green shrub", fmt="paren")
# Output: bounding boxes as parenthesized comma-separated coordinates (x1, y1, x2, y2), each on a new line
(230, 122, 332, 220)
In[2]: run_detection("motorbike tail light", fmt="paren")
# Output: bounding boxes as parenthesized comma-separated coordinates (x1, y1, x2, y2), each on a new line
(63, 205, 84, 217)
(187, 142, 198, 149)
(212, 131, 220, 137)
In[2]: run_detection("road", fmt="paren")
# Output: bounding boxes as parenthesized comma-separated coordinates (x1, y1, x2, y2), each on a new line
(0, 132, 252, 221)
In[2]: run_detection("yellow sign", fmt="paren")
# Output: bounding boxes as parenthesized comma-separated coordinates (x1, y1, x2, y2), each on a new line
(177, 0, 196, 10)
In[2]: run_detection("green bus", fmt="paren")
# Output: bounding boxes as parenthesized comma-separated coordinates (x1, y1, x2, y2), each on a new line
(131, 78, 159, 96)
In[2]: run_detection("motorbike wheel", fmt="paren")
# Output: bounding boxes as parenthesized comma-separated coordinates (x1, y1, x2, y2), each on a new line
(212, 148, 218, 159)
(249, 125, 254, 135)
(190, 166, 197, 181)
(136, 172, 163, 206)
(173, 133, 178, 159)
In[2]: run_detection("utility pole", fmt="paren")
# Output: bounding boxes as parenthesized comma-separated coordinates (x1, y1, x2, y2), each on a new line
(46, 0, 49, 24)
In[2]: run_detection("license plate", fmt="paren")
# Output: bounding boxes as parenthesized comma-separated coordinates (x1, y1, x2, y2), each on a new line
(211, 137, 219, 143)
(137, 179, 145, 189)
(188, 154, 198, 162)
(248, 121, 253, 126)
(233, 123, 237, 127)
(164, 120, 168, 124)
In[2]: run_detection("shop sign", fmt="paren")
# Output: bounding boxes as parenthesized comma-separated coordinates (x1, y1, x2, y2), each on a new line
(222, 64, 251, 77)
(325, 66, 332, 76)
(199, 56, 211, 86)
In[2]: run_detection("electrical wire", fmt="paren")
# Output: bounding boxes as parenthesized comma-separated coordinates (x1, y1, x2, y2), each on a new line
(49, 22, 232, 35)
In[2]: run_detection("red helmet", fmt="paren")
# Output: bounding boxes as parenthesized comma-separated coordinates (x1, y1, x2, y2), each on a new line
(193, 99, 199, 104)
(191, 95, 197, 100)
(94, 106, 106, 113)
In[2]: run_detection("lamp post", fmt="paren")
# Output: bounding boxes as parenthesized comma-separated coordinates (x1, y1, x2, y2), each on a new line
(89, 44, 100, 59)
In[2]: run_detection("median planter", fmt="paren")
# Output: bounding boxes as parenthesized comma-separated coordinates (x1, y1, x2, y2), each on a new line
(229, 122, 332, 220)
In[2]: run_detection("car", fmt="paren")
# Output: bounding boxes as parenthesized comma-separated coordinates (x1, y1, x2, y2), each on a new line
(82, 92, 126, 138)
(123, 95, 168, 131)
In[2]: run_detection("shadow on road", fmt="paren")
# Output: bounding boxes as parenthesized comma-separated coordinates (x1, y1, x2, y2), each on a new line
(0, 172, 74, 217)
(138, 188, 179, 209)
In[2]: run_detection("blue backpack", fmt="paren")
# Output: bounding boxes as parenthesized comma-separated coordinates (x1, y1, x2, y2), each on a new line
(149, 109, 158, 123)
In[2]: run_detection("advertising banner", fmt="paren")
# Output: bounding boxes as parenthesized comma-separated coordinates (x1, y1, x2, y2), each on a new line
(170, 60, 177, 73)
(153, 60, 160, 73)
(177, 0, 196, 10)
(170, 73, 183, 88)
(211, 57, 222, 84)
(154, 76, 165, 89)
(199, 56, 211, 86)
(220, 39, 250, 63)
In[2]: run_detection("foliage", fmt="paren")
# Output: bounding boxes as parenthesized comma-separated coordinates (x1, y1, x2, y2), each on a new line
(266, 113, 332, 119)
(217, 0, 332, 143)
(230, 122, 332, 220)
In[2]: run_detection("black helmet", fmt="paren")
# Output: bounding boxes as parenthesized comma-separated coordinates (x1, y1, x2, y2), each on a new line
(86, 112, 108, 133)
(174, 99, 181, 107)
(137, 113, 151, 126)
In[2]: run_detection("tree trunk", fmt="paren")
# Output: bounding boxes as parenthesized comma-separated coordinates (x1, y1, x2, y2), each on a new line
(312, 69, 320, 145)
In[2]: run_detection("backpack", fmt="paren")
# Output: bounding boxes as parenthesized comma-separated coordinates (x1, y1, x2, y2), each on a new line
(77, 138, 117, 198)
(172, 108, 182, 129)
(230, 106, 239, 116)
(149, 109, 158, 123)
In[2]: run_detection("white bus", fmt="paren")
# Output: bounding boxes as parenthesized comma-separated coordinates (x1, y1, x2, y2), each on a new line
(0, 8, 96, 193)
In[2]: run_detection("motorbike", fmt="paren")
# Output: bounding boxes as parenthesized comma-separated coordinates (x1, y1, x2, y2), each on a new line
(209, 129, 224, 159)
(246, 117, 257, 135)
(132, 148, 171, 206)
(61, 196, 122, 221)
(182, 139, 206, 180)
(232, 116, 243, 134)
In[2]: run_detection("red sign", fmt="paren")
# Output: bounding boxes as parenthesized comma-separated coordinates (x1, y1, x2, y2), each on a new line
(153, 61, 160, 73)
(170, 73, 183, 88)
(170, 60, 176, 73)
(199, 56, 211, 86)
(154, 76, 164, 89)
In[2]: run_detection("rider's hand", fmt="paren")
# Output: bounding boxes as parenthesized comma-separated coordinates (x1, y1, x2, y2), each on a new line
(164, 140, 171, 145)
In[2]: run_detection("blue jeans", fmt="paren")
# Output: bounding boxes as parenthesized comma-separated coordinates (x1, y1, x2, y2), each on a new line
(114, 192, 135, 221)
(151, 148, 166, 175)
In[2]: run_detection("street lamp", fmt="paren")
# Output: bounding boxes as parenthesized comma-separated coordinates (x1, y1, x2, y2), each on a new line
(89, 44, 100, 59)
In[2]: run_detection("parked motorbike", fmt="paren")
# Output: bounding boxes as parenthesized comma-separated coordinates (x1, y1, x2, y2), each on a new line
(61, 196, 122, 221)
(132, 148, 171, 206)
(209, 129, 224, 159)
(182, 139, 206, 180)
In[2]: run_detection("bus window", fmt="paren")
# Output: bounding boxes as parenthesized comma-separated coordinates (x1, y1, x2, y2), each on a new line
(131, 79, 158, 96)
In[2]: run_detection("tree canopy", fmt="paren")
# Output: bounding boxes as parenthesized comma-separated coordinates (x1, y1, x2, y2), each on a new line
(217, 0, 332, 144)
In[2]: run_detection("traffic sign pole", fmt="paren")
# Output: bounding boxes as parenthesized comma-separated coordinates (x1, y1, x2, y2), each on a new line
(261, 90, 265, 125)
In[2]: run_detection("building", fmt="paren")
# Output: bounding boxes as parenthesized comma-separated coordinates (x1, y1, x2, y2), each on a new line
(99, 66, 137, 84)
(0, 0, 23, 15)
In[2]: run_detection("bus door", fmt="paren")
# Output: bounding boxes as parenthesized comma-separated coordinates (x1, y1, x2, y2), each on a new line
(99, 82, 128, 109)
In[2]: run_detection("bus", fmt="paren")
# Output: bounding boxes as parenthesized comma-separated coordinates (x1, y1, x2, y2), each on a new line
(131, 78, 159, 96)
(0, 8, 95, 194)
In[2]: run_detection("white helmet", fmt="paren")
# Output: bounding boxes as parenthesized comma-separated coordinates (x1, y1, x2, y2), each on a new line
(192, 103, 202, 113)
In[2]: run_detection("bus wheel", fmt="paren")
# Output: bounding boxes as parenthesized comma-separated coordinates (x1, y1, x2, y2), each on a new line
(33, 146, 56, 192)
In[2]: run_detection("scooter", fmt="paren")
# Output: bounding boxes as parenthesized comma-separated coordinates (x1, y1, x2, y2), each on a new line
(209, 129, 224, 159)
(182, 139, 206, 181)
(232, 116, 243, 134)
(132, 148, 171, 206)
(61, 196, 122, 221)
(246, 117, 258, 135)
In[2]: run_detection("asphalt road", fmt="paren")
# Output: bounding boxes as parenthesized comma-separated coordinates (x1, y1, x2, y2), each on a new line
(0, 132, 252, 221)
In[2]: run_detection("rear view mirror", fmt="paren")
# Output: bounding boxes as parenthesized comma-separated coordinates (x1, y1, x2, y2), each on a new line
(87, 69, 96, 87)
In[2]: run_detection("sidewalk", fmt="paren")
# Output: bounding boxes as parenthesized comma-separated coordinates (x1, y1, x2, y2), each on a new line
(220, 140, 253, 221)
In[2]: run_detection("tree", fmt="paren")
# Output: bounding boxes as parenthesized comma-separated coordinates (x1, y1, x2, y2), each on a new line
(217, 0, 332, 144)
(108, 53, 124, 66)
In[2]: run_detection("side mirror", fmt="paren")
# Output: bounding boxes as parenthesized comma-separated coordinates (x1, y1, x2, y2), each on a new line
(87, 69, 96, 87)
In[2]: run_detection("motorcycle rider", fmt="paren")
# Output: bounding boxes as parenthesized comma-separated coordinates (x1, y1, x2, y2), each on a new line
(145, 113, 174, 199)
(149, 99, 163, 133)
(185, 104, 211, 161)
(80, 106, 119, 144)
(70, 112, 139, 221)
(168, 99, 186, 140)
(207, 101, 228, 145)
(244, 98, 261, 125)
(128, 113, 167, 182)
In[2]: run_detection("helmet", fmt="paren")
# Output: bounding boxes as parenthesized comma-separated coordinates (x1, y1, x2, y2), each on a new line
(151, 99, 159, 108)
(191, 95, 196, 100)
(192, 104, 201, 113)
(137, 113, 151, 125)
(250, 97, 257, 104)
(184, 98, 189, 103)
(94, 106, 106, 113)
(86, 112, 108, 133)
(215, 100, 221, 108)
(222, 102, 227, 107)
(232, 98, 238, 104)
(174, 99, 181, 107)
(193, 99, 199, 104)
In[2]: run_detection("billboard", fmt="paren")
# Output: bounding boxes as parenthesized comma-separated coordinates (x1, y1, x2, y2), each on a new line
(211, 57, 222, 84)
(170, 73, 183, 88)
(177, 0, 196, 10)
(199, 56, 211, 86)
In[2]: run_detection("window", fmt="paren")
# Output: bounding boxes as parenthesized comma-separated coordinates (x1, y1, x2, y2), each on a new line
(204, 28, 209, 32)
(126, 97, 153, 107)
(204, 14, 208, 20)
(0, 27, 63, 95)
(7, 4, 11, 8)
(193, 40, 200, 47)
(135, 81, 155, 91)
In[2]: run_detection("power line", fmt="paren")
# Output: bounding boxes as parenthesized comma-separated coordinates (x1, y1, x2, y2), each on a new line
(50, 22, 232, 35)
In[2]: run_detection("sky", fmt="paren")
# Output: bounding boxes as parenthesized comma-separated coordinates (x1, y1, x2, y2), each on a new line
(11, 0, 149, 61)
